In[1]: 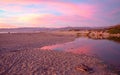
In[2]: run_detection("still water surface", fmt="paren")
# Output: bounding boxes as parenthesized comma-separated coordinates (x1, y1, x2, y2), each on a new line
(41, 37, 120, 66)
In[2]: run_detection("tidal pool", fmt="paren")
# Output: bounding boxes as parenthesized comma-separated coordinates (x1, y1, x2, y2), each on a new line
(41, 37, 120, 66)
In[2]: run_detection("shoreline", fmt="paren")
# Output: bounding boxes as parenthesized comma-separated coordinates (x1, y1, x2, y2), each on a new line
(0, 32, 75, 53)
(0, 32, 118, 75)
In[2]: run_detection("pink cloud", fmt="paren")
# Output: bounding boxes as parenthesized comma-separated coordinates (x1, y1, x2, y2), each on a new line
(1, 0, 118, 28)
(0, 5, 23, 12)
(22, 14, 94, 27)
(0, 13, 98, 28)
(0, 0, 98, 27)
(0, 1, 97, 18)
(0, 23, 16, 28)
(45, 2, 96, 18)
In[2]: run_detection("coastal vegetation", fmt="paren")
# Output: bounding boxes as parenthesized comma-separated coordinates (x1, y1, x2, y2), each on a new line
(107, 24, 120, 34)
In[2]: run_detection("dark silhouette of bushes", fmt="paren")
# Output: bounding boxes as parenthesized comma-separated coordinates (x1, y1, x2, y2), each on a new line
(107, 24, 120, 34)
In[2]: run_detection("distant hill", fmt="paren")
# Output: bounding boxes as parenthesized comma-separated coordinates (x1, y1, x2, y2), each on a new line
(0, 28, 57, 33)
(0, 27, 106, 33)
(0, 25, 119, 33)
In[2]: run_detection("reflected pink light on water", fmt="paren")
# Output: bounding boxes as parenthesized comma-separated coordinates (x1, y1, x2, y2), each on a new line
(41, 44, 63, 50)
(66, 45, 92, 54)
(40, 38, 120, 66)
(41, 43, 93, 54)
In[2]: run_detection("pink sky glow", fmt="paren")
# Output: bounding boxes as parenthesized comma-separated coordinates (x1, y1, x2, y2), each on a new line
(0, 0, 120, 28)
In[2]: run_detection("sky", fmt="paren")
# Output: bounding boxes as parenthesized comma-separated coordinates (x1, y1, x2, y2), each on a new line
(0, 0, 120, 28)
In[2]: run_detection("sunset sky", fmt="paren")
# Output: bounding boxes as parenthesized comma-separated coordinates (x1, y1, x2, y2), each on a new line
(0, 0, 120, 28)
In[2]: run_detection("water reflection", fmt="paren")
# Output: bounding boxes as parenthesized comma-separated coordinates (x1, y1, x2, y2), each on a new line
(107, 37, 120, 43)
(41, 36, 120, 66)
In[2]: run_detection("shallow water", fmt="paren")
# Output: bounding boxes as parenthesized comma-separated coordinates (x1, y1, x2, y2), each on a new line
(41, 37, 120, 66)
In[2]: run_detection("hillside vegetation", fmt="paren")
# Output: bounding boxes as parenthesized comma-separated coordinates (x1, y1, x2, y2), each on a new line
(107, 24, 120, 34)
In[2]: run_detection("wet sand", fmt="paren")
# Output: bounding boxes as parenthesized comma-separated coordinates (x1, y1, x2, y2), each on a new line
(0, 32, 117, 75)
(0, 32, 75, 53)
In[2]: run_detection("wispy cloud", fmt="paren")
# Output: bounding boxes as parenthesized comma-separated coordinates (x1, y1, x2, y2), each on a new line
(0, 0, 120, 28)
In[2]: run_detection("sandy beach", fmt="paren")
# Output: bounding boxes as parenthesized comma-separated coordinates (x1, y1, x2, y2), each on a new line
(0, 32, 117, 75)
(0, 32, 75, 53)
